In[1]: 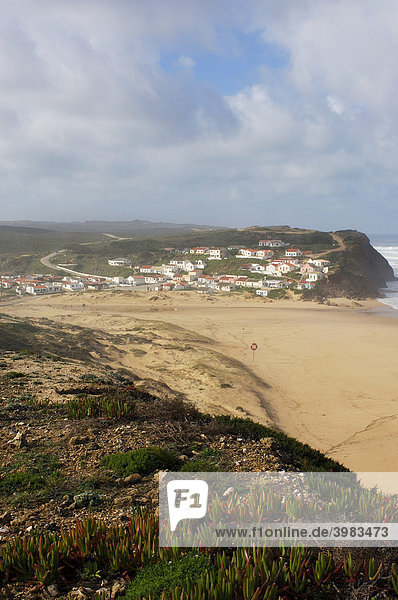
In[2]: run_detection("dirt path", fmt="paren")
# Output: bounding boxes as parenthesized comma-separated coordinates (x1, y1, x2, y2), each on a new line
(313, 232, 346, 258)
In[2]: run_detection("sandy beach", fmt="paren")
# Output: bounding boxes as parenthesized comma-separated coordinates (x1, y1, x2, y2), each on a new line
(2, 291, 398, 480)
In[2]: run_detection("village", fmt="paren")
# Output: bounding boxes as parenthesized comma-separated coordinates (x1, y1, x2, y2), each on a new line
(0, 238, 331, 297)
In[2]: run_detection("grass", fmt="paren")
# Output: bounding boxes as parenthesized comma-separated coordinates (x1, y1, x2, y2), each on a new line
(101, 447, 180, 476)
(0, 451, 61, 506)
(125, 552, 210, 600)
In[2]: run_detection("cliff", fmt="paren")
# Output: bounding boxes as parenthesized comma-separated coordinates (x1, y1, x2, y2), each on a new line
(304, 230, 396, 300)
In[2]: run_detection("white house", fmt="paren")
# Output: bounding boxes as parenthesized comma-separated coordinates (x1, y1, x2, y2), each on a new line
(244, 279, 263, 289)
(235, 276, 249, 287)
(161, 264, 179, 276)
(256, 289, 268, 297)
(307, 271, 325, 281)
(108, 258, 132, 267)
(61, 281, 85, 291)
(309, 259, 330, 268)
(112, 277, 128, 285)
(218, 283, 236, 292)
(236, 248, 258, 258)
(144, 274, 167, 284)
(208, 247, 228, 260)
(265, 263, 281, 276)
(308, 259, 330, 273)
(256, 249, 274, 259)
(250, 264, 267, 273)
(285, 249, 302, 257)
(127, 275, 146, 286)
(264, 279, 290, 289)
(189, 247, 209, 255)
(26, 284, 62, 295)
(259, 240, 287, 248)
(140, 265, 155, 273)
(300, 263, 321, 275)
(278, 262, 299, 274)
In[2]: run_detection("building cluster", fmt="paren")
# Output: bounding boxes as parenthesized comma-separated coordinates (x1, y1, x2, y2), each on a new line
(105, 238, 331, 295)
(0, 274, 108, 295)
(1, 238, 331, 297)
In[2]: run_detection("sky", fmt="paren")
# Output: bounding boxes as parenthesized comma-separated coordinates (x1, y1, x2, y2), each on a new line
(0, 1, 397, 233)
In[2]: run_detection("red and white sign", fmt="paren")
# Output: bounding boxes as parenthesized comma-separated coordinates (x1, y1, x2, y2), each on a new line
(250, 343, 258, 351)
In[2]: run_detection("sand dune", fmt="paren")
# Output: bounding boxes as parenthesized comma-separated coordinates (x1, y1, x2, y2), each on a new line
(3, 291, 398, 480)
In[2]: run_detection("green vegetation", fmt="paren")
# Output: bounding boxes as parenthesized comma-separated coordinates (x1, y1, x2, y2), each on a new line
(0, 229, 105, 274)
(267, 288, 288, 299)
(126, 553, 210, 600)
(101, 447, 180, 476)
(213, 416, 348, 472)
(1, 370, 26, 380)
(181, 458, 219, 472)
(0, 451, 61, 506)
(67, 390, 135, 419)
(0, 515, 397, 598)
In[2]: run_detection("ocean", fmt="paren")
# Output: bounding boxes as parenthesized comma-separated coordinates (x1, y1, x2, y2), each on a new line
(369, 234, 398, 310)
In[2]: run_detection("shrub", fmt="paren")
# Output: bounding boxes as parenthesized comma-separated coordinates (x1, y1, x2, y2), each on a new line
(125, 553, 210, 600)
(2, 371, 26, 380)
(213, 416, 348, 472)
(101, 447, 179, 476)
(0, 472, 44, 493)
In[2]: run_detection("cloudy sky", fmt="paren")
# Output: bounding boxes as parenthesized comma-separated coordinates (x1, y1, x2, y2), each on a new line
(0, 0, 397, 232)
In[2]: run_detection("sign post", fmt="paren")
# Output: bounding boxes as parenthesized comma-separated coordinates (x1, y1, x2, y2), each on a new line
(250, 342, 258, 364)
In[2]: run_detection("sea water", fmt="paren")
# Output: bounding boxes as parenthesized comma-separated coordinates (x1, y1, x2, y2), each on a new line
(370, 234, 398, 310)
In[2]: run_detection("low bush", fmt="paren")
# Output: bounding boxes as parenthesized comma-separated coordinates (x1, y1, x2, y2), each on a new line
(212, 416, 348, 472)
(2, 371, 26, 380)
(0, 471, 44, 493)
(125, 552, 210, 600)
(101, 446, 179, 476)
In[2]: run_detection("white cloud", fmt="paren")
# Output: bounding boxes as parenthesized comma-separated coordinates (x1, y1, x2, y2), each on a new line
(326, 96, 344, 116)
(176, 55, 196, 70)
(0, 1, 396, 231)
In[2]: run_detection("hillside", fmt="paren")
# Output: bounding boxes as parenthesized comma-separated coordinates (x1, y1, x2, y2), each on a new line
(303, 230, 396, 300)
(0, 220, 217, 235)
(0, 224, 395, 299)
(1, 324, 398, 599)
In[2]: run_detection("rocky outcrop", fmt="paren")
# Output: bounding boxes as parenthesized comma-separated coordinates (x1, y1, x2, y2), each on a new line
(305, 230, 395, 300)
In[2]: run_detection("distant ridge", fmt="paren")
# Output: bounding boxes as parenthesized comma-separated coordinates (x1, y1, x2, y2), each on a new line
(0, 219, 219, 234)
(0, 224, 52, 234)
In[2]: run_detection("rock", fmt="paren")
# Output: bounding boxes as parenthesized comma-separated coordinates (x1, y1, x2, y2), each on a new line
(111, 580, 126, 598)
(0, 511, 11, 525)
(87, 442, 100, 450)
(73, 491, 102, 508)
(68, 435, 90, 446)
(113, 495, 133, 506)
(69, 591, 89, 600)
(11, 431, 27, 448)
(46, 584, 59, 597)
(123, 473, 141, 484)
(95, 588, 111, 599)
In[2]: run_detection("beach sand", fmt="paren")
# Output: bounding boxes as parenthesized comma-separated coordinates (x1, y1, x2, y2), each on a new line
(3, 291, 398, 481)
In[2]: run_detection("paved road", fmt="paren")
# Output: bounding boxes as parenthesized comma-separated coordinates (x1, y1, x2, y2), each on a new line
(40, 251, 113, 280)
